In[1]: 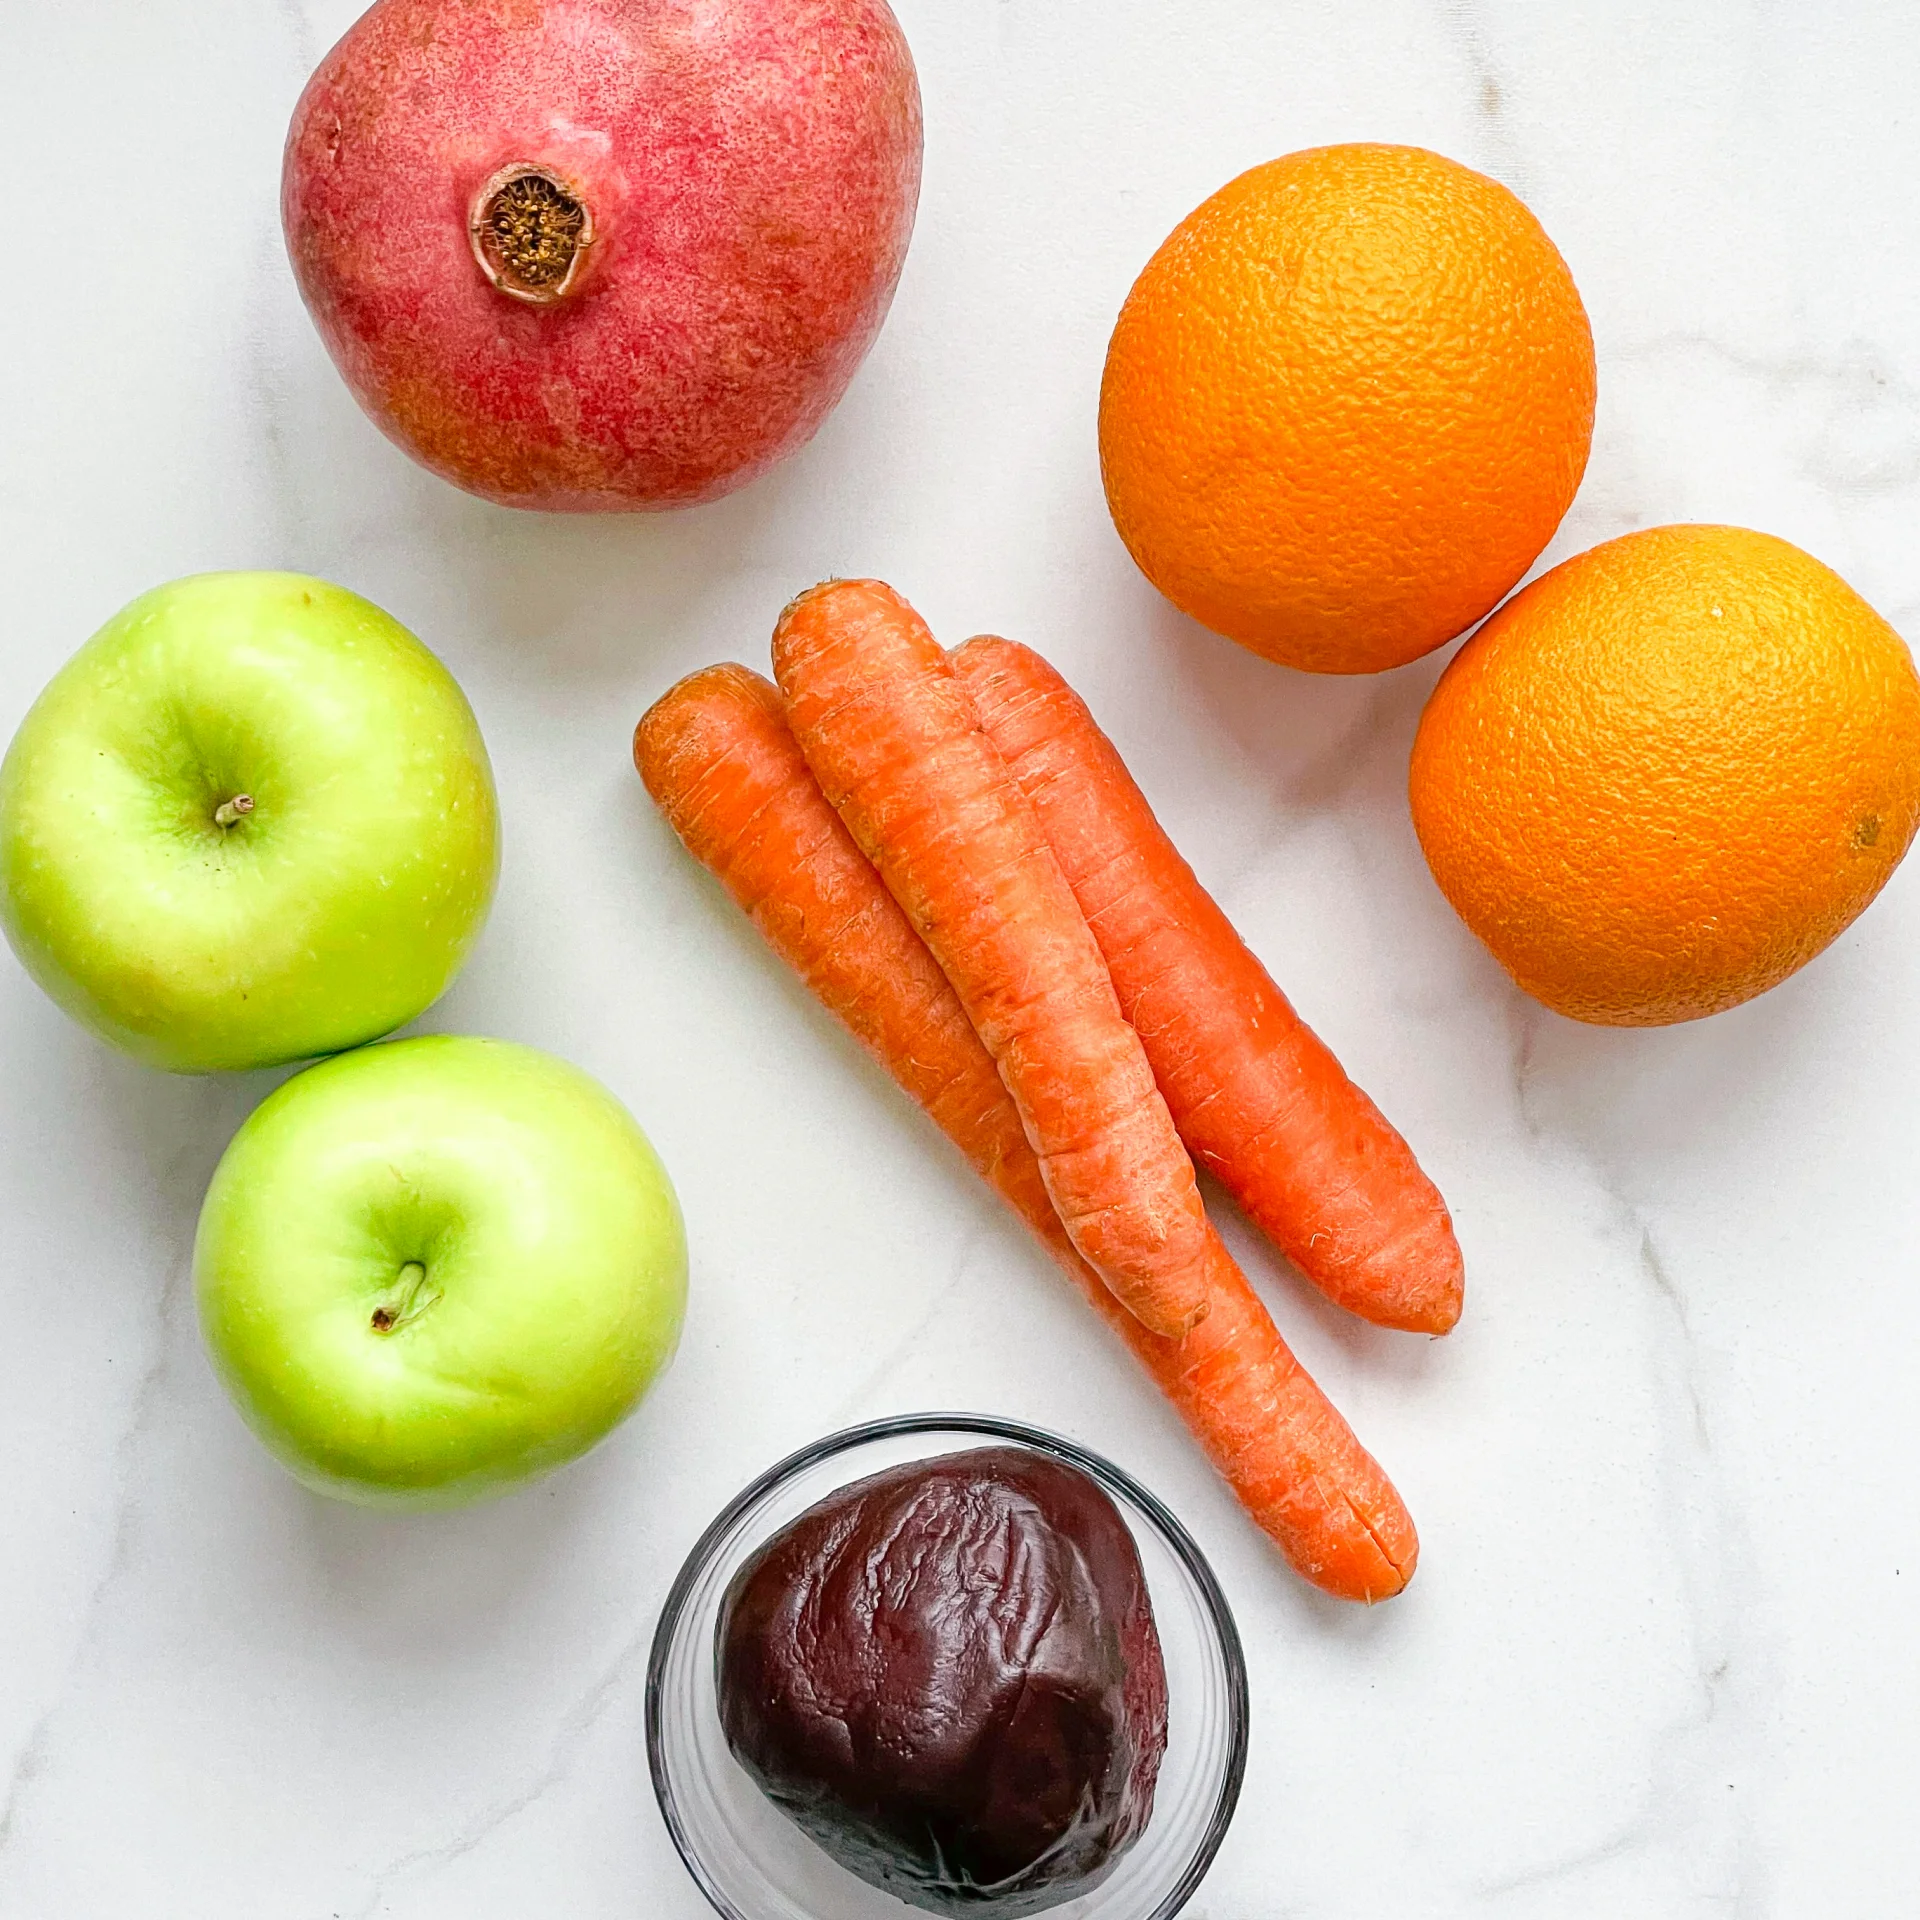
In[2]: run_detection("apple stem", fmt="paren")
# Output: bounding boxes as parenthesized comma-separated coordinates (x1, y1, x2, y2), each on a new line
(213, 795, 255, 829)
(371, 1261, 440, 1335)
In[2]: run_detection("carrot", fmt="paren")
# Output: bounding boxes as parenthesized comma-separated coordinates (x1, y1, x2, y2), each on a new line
(635, 664, 1417, 1602)
(769, 580, 1212, 1342)
(953, 637, 1465, 1337)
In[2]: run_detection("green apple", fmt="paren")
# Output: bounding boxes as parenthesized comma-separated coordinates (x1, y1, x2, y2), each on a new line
(194, 1035, 688, 1507)
(0, 571, 499, 1073)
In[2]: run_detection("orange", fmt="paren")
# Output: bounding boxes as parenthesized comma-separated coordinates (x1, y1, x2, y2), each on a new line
(1098, 144, 1596, 674)
(1410, 525, 1920, 1026)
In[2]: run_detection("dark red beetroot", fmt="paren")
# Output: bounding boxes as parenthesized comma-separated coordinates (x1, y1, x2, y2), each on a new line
(717, 1447, 1168, 1915)
(283, 0, 921, 511)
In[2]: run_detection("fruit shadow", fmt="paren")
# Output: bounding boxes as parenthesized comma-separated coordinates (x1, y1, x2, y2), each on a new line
(63, 1033, 280, 1237)
(284, 1394, 678, 1646)
(1123, 573, 1454, 842)
(266, 305, 900, 714)
(5, 1017, 282, 1515)
(399, 465, 815, 690)
(1502, 937, 1849, 1187)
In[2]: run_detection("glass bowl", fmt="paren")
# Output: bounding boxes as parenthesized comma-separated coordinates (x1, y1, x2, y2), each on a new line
(647, 1412, 1249, 1920)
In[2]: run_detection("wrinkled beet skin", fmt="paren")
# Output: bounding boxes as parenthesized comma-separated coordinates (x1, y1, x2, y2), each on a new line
(282, 0, 922, 511)
(718, 1447, 1168, 1916)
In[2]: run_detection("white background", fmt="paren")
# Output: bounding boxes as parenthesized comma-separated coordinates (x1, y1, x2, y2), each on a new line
(4, 2, 1920, 1914)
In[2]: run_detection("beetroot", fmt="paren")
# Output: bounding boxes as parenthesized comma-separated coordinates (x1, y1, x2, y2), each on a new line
(283, 0, 922, 512)
(717, 1447, 1169, 1915)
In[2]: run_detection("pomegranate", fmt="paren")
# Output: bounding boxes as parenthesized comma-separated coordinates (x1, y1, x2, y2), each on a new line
(283, 0, 922, 512)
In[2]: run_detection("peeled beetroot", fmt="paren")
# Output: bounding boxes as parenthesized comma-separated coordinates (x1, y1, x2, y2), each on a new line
(717, 1447, 1168, 1916)
(283, 0, 922, 512)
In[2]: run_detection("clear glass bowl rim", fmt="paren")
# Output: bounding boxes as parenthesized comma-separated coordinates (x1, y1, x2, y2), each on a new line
(645, 1409, 1251, 1920)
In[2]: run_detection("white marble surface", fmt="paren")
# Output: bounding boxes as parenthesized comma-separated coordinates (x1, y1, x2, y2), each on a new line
(4, 1, 1919, 1914)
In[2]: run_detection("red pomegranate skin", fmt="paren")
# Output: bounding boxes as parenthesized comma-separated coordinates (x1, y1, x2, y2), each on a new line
(283, 0, 922, 511)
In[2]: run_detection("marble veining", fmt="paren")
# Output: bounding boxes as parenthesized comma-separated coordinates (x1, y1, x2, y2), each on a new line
(4, 1, 1918, 1914)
